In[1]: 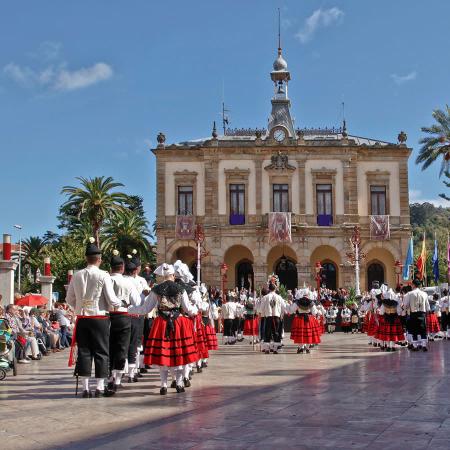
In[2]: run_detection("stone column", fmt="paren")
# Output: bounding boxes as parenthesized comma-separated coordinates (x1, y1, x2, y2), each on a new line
(254, 263, 268, 288)
(342, 157, 358, 222)
(255, 159, 263, 217)
(0, 234, 18, 306)
(40, 276, 56, 309)
(39, 258, 56, 309)
(297, 160, 306, 216)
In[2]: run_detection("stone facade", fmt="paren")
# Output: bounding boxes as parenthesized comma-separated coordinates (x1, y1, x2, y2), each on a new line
(153, 138, 411, 291)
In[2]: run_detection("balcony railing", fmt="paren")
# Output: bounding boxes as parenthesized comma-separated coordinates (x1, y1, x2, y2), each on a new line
(317, 214, 333, 226)
(229, 214, 245, 225)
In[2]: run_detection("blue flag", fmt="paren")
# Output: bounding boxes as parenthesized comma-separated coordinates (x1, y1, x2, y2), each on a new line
(402, 237, 413, 281)
(432, 238, 439, 283)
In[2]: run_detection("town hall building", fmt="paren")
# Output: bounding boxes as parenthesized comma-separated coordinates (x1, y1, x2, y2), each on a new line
(152, 40, 411, 292)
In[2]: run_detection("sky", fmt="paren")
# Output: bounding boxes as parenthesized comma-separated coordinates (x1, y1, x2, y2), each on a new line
(1, 0, 449, 242)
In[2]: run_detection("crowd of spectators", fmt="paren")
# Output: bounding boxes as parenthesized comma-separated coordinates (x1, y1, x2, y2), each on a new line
(0, 301, 75, 364)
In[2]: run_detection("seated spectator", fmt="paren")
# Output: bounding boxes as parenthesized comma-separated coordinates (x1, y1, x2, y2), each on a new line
(4, 305, 30, 364)
(18, 308, 41, 360)
(40, 311, 61, 352)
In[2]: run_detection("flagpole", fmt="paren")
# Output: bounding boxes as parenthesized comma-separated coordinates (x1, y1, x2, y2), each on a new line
(448, 231, 450, 286)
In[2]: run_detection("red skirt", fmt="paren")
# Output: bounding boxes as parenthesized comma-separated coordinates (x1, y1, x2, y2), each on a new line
(243, 316, 259, 335)
(426, 312, 440, 333)
(205, 324, 218, 350)
(375, 315, 404, 342)
(194, 314, 209, 359)
(367, 313, 379, 337)
(290, 314, 322, 344)
(143, 315, 198, 367)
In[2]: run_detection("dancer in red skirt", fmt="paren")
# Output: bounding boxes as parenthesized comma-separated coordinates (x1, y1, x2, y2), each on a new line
(128, 263, 198, 395)
(427, 293, 441, 341)
(289, 289, 321, 354)
(340, 305, 352, 333)
(375, 288, 404, 351)
(366, 282, 383, 347)
(243, 295, 259, 344)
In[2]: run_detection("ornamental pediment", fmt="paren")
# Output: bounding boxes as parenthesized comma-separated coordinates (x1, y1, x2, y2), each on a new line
(264, 151, 296, 172)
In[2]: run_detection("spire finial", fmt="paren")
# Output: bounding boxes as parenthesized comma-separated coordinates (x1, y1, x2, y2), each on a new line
(212, 121, 218, 139)
(278, 8, 281, 54)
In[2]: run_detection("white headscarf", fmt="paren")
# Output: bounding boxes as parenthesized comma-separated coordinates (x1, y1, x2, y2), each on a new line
(154, 263, 175, 277)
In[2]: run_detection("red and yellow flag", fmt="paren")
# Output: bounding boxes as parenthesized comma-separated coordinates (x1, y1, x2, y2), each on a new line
(416, 232, 427, 282)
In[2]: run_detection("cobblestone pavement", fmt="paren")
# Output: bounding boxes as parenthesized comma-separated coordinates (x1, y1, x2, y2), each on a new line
(1, 333, 450, 449)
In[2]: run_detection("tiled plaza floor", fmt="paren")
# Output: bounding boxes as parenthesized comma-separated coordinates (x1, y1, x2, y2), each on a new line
(1, 333, 450, 449)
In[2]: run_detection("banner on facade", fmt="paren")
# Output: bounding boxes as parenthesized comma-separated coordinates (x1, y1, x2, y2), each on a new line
(268, 212, 292, 243)
(175, 215, 195, 240)
(370, 215, 390, 241)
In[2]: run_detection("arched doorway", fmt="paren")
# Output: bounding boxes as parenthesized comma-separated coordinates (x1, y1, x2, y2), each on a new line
(321, 261, 337, 290)
(236, 260, 254, 291)
(367, 262, 384, 290)
(275, 257, 298, 291)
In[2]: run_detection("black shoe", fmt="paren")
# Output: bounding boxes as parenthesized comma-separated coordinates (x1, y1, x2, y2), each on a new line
(224, 342, 229, 345)
(391, 347, 396, 352)
(102, 388, 116, 397)
(201, 361, 208, 368)
(197, 366, 202, 373)
(299, 348, 304, 354)
(140, 368, 148, 374)
(107, 381, 115, 391)
(297, 347, 301, 354)
(133, 375, 139, 382)
(176, 385, 185, 393)
(264, 350, 270, 354)
(273, 350, 278, 354)
(305, 348, 311, 354)
(137, 372, 143, 378)
(160, 387, 167, 395)
(170, 380, 177, 388)
(189, 372, 193, 380)
(423, 347, 428, 352)
(184, 378, 191, 387)
(81, 390, 91, 398)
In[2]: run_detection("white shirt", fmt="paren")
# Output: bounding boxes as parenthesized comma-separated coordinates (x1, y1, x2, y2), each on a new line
(66, 265, 121, 316)
(110, 273, 142, 312)
(258, 292, 286, 318)
(221, 301, 237, 319)
(290, 302, 317, 316)
(403, 289, 430, 313)
(439, 296, 450, 312)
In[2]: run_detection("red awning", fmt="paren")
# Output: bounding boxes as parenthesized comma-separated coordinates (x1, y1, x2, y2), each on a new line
(15, 294, 48, 307)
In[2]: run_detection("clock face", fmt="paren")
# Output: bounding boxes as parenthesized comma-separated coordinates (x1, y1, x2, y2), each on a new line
(273, 128, 286, 142)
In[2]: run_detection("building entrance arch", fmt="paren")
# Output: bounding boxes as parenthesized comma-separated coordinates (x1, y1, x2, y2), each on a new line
(236, 260, 254, 291)
(321, 261, 337, 291)
(367, 262, 385, 290)
(275, 257, 298, 291)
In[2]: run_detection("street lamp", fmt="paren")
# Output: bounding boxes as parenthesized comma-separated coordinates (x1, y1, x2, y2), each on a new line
(220, 263, 228, 299)
(394, 260, 403, 289)
(315, 261, 323, 298)
(13, 224, 22, 294)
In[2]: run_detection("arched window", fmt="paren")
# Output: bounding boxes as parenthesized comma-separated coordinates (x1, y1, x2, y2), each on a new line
(275, 257, 298, 291)
(236, 261, 254, 291)
(321, 262, 337, 290)
(367, 263, 384, 290)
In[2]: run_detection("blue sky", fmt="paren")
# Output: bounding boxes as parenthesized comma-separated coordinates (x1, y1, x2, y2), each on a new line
(1, 0, 449, 242)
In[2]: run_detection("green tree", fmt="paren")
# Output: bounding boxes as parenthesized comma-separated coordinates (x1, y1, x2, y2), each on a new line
(46, 236, 86, 296)
(102, 209, 155, 263)
(416, 105, 450, 176)
(22, 236, 49, 280)
(440, 171, 450, 202)
(61, 176, 129, 246)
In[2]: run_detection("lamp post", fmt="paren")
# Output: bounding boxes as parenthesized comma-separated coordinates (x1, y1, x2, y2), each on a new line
(346, 226, 366, 296)
(194, 224, 209, 286)
(220, 263, 228, 298)
(13, 224, 22, 294)
(394, 260, 403, 289)
(315, 261, 323, 298)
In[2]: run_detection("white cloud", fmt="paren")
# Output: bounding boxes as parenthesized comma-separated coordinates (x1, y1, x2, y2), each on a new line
(295, 7, 344, 43)
(3, 43, 113, 92)
(54, 63, 113, 91)
(409, 189, 449, 207)
(391, 71, 417, 85)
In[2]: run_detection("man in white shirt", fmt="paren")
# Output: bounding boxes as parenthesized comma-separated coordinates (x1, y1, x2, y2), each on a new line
(259, 283, 286, 354)
(66, 238, 122, 398)
(221, 293, 238, 345)
(403, 279, 430, 351)
(439, 289, 450, 339)
(108, 250, 141, 391)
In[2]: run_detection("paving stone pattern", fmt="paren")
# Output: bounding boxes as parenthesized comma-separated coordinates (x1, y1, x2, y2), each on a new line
(1, 333, 450, 449)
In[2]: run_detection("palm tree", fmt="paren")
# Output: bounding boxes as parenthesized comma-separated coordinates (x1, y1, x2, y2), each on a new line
(102, 209, 154, 261)
(61, 176, 129, 245)
(440, 171, 450, 202)
(22, 236, 49, 280)
(416, 105, 450, 176)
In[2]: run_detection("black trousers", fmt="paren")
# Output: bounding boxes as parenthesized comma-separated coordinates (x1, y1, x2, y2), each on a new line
(128, 316, 142, 364)
(407, 312, 427, 340)
(142, 317, 154, 350)
(441, 312, 449, 331)
(223, 319, 234, 337)
(233, 318, 242, 335)
(75, 317, 110, 378)
(109, 314, 131, 372)
(264, 316, 281, 343)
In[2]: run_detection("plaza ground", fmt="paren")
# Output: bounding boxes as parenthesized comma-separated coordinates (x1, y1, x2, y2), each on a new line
(1, 333, 450, 450)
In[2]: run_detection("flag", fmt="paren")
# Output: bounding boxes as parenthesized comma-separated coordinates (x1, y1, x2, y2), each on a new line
(268, 212, 292, 243)
(175, 215, 195, 240)
(416, 232, 427, 283)
(432, 236, 439, 283)
(370, 215, 390, 240)
(402, 236, 413, 281)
